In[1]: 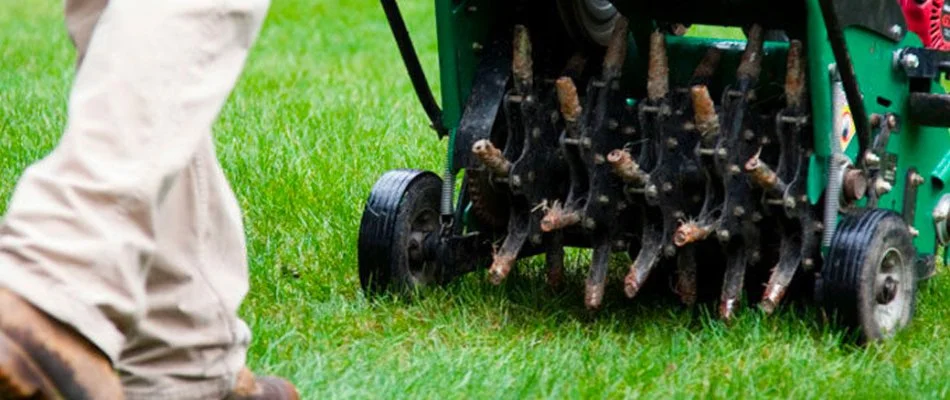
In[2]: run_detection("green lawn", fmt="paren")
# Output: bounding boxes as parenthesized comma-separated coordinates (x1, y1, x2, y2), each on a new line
(2, 1, 950, 399)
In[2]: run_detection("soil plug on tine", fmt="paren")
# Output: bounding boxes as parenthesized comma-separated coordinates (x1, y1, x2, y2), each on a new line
(585, 240, 612, 310)
(760, 242, 802, 314)
(488, 213, 531, 285)
(691, 85, 719, 141)
(673, 221, 714, 247)
(512, 24, 533, 94)
(607, 149, 649, 185)
(784, 40, 805, 108)
(472, 139, 511, 177)
(647, 30, 669, 101)
(556, 77, 583, 132)
(624, 230, 663, 298)
(745, 150, 788, 195)
(720, 251, 748, 321)
(540, 201, 581, 232)
(737, 24, 764, 82)
(603, 16, 629, 80)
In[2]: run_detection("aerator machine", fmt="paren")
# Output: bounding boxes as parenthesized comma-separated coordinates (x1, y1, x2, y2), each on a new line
(359, 0, 950, 342)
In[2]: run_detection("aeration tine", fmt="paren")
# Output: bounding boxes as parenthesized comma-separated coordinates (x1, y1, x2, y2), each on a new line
(647, 31, 669, 101)
(607, 149, 649, 184)
(585, 241, 612, 310)
(555, 77, 583, 123)
(690, 85, 719, 140)
(623, 233, 663, 298)
(719, 251, 748, 321)
(472, 139, 511, 177)
(540, 201, 581, 232)
(675, 247, 698, 306)
(737, 24, 764, 81)
(603, 16, 629, 80)
(513, 24, 533, 94)
(784, 40, 805, 108)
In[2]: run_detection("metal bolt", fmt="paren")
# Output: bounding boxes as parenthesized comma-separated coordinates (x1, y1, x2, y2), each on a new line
(673, 211, 686, 220)
(910, 172, 925, 187)
(784, 196, 797, 209)
(889, 24, 903, 40)
(594, 153, 606, 165)
(874, 178, 893, 194)
(466, 5, 478, 12)
(717, 148, 728, 158)
(664, 245, 677, 257)
(584, 218, 597, 230)
(617, 201, 627, 210)
(645, 184, 659, 199)
(530, 234, 543, 244)
(728, 164, 741, 175)
(472, 42, 484, 51)
(900, 53, 920, 69)
(582, 137, 592, 148)
(733, 206, 746, 217)
(865, 152, 881, 166)
(622, 126, 636, 135)
(532, 127, 542, 139)
(598, 195, 610, 204)
(615, 240, 627, 249)
(527, 171, 536, 183)
(887, 114, 898, 129)
(662, 182, 674, 193)
(667, 138, 679, 149)
(814, 222, 824, 232)
(760, 136, 771, 145)
(909, 227, 920, 237)
(743, 130, 755, 141)
(803, 258, 815, 268)
(511, 175, 522, 187)
(608, 119, 619, 130)
(751, 212, 763, 222)
(717, 229, 731, 242)
(750, 251, 761, 263)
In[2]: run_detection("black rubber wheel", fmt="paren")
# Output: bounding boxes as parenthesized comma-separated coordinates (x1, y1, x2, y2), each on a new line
(819, 208, 918, 343)
(358, 169, 443, 296)
(556, 0, 620, 48)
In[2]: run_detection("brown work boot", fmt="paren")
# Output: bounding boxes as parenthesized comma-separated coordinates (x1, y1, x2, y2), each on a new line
(227, 367, 299, 400)
(0, 287, 123, 400)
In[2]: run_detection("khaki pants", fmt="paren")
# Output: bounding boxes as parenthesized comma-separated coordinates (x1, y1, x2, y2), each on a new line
(0, 0, 269, 398)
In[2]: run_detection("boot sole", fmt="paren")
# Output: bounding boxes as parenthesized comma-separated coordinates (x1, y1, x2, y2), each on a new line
(0, 329, 61, 399)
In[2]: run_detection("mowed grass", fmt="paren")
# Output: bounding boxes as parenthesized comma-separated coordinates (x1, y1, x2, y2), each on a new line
(2, 1, 950, 398)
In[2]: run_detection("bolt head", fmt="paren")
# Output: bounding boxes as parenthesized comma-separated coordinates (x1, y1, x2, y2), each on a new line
(717, 229, 731, 242)
(584, 218, 597, 230)
(901, 53, 920, 69)
(890, 24, 903, 40)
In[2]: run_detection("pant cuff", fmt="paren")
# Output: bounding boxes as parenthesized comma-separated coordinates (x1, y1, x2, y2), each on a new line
(0, 259, 125, 362)
(122, 378, 233, 400)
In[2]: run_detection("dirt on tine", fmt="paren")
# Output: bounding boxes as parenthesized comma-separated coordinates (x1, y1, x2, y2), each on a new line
(690, 85, 719, 137)
(471, 139, 511, 177)
(647, 31, 669, 101)
(555, 77, 583, 123)
(512, 24, 533, 94)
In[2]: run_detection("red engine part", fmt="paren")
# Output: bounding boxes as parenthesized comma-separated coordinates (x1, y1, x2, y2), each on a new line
(901, 0, 950, 50)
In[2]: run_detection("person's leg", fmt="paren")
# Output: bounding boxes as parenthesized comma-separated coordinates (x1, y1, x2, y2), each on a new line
(0, 0, 288, 398)
(115, 136, 255, 399)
